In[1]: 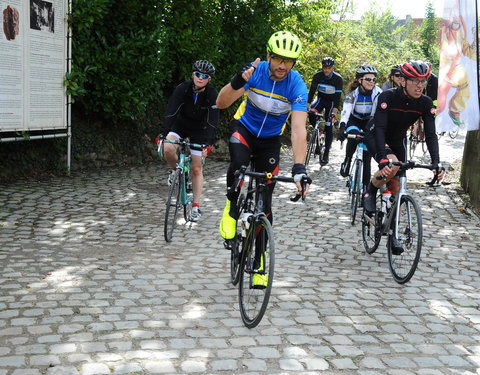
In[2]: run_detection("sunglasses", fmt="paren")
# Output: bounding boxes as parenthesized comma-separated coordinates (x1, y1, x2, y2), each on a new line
(362, 77, 376, 82)
(270, 55, 296, 66)
(393, 73, 402, 77)
(194, 71, 210, 79)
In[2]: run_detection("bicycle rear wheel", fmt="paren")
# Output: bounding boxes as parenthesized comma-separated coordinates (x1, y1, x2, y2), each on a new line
(164, 169, 182, 242)
(388, 195, 422, 284)
(305, 131, 317, 167)
(239, 215, 275, 329)
(409, 135, 418, 159)
(350, 159, 362, 225)
(362, 194, 382, 254)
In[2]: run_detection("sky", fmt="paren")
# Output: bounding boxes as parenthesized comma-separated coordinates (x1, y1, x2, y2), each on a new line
(347, 0, 445, 20)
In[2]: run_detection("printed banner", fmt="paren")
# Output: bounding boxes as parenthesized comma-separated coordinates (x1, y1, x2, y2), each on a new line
(436, 0, 479, 132)
(0, 0, 67, 132)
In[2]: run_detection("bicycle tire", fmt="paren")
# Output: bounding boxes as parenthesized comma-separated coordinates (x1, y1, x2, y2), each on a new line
(362, 194, 382, 254)
(305, 131, 317, 167)
(350, 159, 362, 225)
(183, 171, 193, 221)
(164, 168, 182, 242)
(449, 128, 459, 139)
(388, 195, 423, 284)
(239, 215, 275, 328)
(230, 193, 246, 285)
(409, 136, 418, 160)
(317, 135, 325, 167)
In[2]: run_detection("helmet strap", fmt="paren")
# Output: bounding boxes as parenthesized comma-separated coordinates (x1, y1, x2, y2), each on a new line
(192, 82, 207, 93)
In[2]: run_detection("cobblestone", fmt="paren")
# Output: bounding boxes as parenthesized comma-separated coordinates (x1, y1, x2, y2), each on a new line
(1, 132, 479, 373)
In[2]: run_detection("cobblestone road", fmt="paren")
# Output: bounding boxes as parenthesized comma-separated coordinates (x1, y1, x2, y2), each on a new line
(1, 132, 479, 375)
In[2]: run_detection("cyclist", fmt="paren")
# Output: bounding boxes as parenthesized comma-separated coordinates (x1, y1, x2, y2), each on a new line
(307, 56, 343, 165)
(216, 31, 311, 286)
(363, 60, 445, 253)
(381, 64, 402, 91)
(338, 65, 382, 195)
(160, 60, 219, 221)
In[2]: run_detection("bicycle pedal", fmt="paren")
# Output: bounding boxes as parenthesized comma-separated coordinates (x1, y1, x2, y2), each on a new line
(223, 240, 233, 250)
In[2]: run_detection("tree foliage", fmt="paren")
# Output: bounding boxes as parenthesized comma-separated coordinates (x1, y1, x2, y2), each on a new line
(68, 0, 442, 129)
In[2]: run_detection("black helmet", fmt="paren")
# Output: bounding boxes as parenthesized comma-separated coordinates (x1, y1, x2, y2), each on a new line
(356, 64, 378, 79)
(400, 60, 431, 79)
(322, 56, 335, 67)
(192, 60, 215, 76)
(390, 64, 402, 75)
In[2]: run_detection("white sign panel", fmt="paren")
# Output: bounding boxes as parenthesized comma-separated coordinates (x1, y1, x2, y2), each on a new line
(0, 0, 67, 132)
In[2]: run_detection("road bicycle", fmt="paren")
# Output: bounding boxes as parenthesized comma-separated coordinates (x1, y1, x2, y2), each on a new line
(305, 109, 326, 167)
(162, 138, 205, 242)
(437, 126, 459, 140)
(223, 163, 306, 328)
(409, 119, 427, 159)
(361, 161, 443, 284)
(344, 132, 368, 225)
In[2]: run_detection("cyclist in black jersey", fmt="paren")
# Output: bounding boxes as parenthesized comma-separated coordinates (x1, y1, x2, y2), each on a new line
(307, 57, 343, 165)
(381, 65, 402, 91)
(161, 60, 219, 221)
(363, 60, 445, 251)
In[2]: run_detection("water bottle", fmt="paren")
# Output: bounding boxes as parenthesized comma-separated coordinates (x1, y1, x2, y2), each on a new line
(241, 211, 251, 237)
(382, 189, 392, 212)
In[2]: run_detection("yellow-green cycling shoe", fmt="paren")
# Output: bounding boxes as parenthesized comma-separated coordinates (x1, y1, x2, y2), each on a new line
(219, 199, 236, 239)
(252, 273, 268, 289)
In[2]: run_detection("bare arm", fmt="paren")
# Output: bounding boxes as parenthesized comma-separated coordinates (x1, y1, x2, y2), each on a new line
(290, 110, 308, 164)
(216, 58, 261, 109)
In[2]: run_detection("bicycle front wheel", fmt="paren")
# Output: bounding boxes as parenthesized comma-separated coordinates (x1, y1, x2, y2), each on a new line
(305, 131, 317, 167)
(164, 169, 182, 242)
(230, 193, 246, 285)
(239, 215, 275, 329)
(388, 195, 423, 284)
(362, 194, 382, 254)
(317, 135, 325, 167)
(449, 127, 459, 139)
(350, 159, 362, 225)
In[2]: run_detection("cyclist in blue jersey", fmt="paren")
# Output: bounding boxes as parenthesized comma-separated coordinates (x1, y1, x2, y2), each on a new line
(307, 57, 344, 165)
(338, 65, 382, 192)
(216, 31, 311, 286)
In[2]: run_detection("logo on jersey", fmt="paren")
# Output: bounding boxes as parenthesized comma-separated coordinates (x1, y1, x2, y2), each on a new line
(431, 107, 435, 114)
(294, 94, 306, 104)
(381, 102, 387, 109)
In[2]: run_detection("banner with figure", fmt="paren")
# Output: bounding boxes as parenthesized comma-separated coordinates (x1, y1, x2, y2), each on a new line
(436, 0, 479, 132)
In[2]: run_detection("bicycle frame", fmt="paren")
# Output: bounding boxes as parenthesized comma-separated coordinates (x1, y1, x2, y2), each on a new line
(164, 139, 194, 206)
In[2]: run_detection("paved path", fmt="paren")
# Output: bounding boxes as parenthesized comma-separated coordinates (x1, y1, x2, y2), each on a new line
(1, 132, 479, 374)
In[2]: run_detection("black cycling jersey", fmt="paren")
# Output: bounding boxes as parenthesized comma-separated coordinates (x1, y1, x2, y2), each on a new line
(365, 86, 439, 164)
(424, 73, 438, 103)
(162, 80, 219, 145)
(307, 70, 343, 108)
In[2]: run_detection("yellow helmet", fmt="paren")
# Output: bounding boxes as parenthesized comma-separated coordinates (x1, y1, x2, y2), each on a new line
(266, 31, 302, 59)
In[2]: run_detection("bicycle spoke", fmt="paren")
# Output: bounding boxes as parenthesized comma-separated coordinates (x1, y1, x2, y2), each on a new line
(239, 215, 275, 328)
(388, 195, 422, 284)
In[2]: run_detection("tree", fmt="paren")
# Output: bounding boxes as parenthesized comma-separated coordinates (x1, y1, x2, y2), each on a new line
(419, 1, 440, 67)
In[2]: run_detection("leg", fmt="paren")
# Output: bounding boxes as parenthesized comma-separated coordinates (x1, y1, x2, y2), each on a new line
(190, 154, 203, 206)
(164, 133, 180, 169)
(220, 121, 253, 239)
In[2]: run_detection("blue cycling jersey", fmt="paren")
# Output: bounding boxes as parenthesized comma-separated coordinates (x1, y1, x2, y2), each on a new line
(233, 61, 308, 138)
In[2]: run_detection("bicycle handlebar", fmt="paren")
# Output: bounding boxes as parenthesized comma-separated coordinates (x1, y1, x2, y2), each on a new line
(230, 165, 308, 202)
(375, 160, 444, 180)
(164, 138, 207, 150)
(345, 133, 364, 140)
